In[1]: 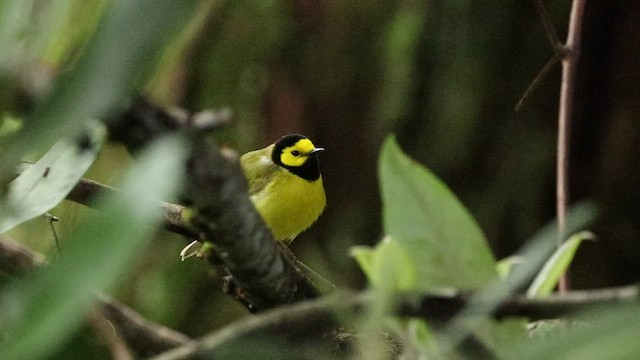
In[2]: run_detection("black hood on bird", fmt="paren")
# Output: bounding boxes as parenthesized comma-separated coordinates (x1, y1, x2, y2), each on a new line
(272, 134, 322, 181)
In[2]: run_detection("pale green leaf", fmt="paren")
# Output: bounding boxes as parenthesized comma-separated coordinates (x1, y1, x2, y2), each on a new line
(349, 245, 375, 279)
(526, 231, 595, 298)
(503, 201, 597, 288)
(0, 122, 104, 233)
(369, 236, 418, 291)
(496, 256, 524, 279)
(350, 237, 417, 291)
(0, 135, 187, 360)
(0, 114, 22, 137)
(379, 136, 496, 290)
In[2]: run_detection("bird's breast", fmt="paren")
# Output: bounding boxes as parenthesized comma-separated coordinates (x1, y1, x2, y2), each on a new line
(251, 172, 326, 242)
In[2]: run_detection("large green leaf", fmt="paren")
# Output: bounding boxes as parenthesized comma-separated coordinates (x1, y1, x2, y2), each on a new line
(526, 231, 595, 298)
(0, 122, 104, 234)
(0, 135, 186, 360)
(379, 136, 496, 290)
(496, 256, 524, 279)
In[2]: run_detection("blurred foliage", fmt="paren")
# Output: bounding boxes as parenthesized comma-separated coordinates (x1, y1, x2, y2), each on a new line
(1, 0, 640, 358)
(1, 135, 186, 360)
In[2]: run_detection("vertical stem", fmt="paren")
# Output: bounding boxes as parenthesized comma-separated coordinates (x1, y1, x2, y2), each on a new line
(557, 0, 586, 293)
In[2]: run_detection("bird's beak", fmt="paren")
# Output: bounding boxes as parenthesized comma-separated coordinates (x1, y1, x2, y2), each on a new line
(308, 147, 325, 156)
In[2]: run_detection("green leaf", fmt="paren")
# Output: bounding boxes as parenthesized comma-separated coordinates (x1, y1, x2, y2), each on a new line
(504, 201, 597, 289)
(526, 231, 595, 298)
(369, 236, 418, 291)
(379, 136, 496, 290)
(0, 122, 104, 234)
(350, 237, 417, 291)
(0, 135, 186, 360)
(349, 246, 375, 279)
(0, 114, 22, 138)
(496, 256, 524, 279)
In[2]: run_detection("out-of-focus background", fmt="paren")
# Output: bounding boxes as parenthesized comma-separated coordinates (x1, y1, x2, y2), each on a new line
(2, 0, 639, 351)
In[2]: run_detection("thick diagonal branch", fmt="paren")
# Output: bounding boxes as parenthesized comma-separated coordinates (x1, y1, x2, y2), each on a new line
(107, 98, 319, 311)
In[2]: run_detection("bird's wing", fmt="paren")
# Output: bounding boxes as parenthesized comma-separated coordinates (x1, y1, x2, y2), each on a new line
(240, 144, 279, 196)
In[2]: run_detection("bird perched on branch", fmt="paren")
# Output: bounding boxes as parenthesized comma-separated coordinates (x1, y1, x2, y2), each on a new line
(180, 134, 326, 260)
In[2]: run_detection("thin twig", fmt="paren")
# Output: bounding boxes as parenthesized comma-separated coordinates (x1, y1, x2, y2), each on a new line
(43, 213, 61, 252)
(99, 295, 194, 357)
(556, 0, 586, 293)
(13, 165, 200, 240)
(514, 52, 562, 113)
(534, 0, 563, 51)
(514, 1, 566, 115)
(0, 235, 46, 276)
(87, 310, 134, 360)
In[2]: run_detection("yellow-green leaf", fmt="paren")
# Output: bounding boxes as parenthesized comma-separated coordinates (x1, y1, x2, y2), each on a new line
(526, 231, 595, 298)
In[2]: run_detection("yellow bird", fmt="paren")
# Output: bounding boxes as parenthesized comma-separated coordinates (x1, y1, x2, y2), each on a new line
(181, 134, 326, 259)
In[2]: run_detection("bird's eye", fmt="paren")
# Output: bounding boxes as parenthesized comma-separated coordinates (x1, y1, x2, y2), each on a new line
(291, 150, 300, 156)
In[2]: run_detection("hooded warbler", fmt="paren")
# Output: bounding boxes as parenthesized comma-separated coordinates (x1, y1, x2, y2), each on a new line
(181, 134, 326, 260)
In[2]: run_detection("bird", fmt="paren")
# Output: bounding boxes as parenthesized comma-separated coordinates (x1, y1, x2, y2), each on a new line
(180, 134, 326, 260)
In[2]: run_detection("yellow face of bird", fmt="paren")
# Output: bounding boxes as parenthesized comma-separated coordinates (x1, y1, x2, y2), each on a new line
(279, 138, 318, 168)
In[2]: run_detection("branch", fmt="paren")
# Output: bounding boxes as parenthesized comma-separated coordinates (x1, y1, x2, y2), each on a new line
(99, 295, 194, 358)
(64, 174, 199, 239)
(556, 0, 586, 292)
(534, 0, 563, 51)
(13, 163, 200, 240)
(0, 237, 193, 358)
(87, 310, 134, 360)
(152, 286, 640, 360)
(107, 98, 319, 311)
(0, 235, 46, 276)
(514, 52, 561, 113)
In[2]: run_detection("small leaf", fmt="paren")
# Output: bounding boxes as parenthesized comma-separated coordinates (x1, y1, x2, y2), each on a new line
(496, 256, 524, 279)
(526, 231, 595, 298)
(349, 245, 375, 279)
(351, 236, 417, 291)
(503, 201, 597, 288)
(379, 136, 496, 290)
(371, 236, 418, 291)
(0, 121, 104, 233)
(0, 114, 23, 138)
(0, 135, 187, 360)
